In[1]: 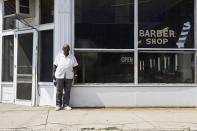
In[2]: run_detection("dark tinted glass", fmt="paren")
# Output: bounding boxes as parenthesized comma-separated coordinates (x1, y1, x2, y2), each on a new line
(2, 36, 14, 82)
(20, 7, 29, 14)
(76, 52, 134, 83)
(139, 53, 194, 83)
(75, 0, 134, 49)
(4, 0, 16, 16)
(20, 0, 29, 6)
(40, 0, 54, 24)
(17, 34, 33, 74)
(39, 30, 53, 82)
(3, 17, 16, 30)
(17, 83, 32, 100)
(138, 0, 194, 48)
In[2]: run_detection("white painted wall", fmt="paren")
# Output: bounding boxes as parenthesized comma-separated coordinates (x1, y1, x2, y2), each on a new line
(70, 87, 197, 107)
(38, 84, 55, 106)
(38, 86, 197, 107)
(1, 84, 15, 103)
(54, 0, 72, 58)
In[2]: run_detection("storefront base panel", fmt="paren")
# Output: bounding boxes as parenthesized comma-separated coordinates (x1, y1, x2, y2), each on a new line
(38, 86, 197, 107)
(1, 84, 197, 107)
(38, 85, 56, 107)
(1, 83, 15, 104)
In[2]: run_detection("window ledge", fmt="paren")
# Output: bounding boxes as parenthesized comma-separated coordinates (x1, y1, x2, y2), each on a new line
(73, 83, 197, 87)
(1, 82, 14, 84)
(38, 82, 53, 86)
(35, 82, 197, 88)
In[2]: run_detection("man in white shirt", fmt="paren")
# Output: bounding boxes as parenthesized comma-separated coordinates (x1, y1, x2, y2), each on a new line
(52, 44, 78, 111)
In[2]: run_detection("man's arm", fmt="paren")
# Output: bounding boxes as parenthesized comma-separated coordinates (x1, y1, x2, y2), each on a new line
(52, 65, 57, 80)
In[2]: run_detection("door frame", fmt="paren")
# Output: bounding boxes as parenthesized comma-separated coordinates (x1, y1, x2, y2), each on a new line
(14, 29, 38, 106)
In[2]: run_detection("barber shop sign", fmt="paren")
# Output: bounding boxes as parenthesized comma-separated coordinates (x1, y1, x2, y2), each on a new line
(138, 22, 191, 48)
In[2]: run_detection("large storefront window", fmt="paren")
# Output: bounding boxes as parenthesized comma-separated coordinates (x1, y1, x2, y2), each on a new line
(2, 35, 14, 82)
(75, 0, 134, 83)
(75, 0, 134, 49)
(39, 30, 53, 82)
(137, 0, 195, 84)
(75, 0, 195, 84)
(76, 52, 134, 83)
(75, 24, 133, 49)
(138, 0, 194, 48)
(139, 53, 194, 83)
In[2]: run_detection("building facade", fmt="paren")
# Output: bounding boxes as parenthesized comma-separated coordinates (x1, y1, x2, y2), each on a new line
(0, 0, 197, 107)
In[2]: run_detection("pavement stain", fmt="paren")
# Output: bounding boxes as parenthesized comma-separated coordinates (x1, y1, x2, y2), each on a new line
(81, 126, 120, 131)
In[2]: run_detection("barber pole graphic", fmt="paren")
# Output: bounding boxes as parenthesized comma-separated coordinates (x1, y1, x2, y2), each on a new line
(176, 21, 191, 48)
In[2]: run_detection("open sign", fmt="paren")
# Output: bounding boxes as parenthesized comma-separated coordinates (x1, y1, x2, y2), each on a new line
(120, 56, 133, 64)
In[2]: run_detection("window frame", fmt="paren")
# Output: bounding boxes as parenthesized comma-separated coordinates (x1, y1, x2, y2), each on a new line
(38, 29, 54, 82)
(2, 35, 14, 82)
(138, 51, 195, 84)
(137, 0, 197, 84)
(2, 0, 16, 31)
(1, 0, 55, 84)
(1, 27, 55, 86)
(73, 0, 136, 84)
(73, 0, 197, 86)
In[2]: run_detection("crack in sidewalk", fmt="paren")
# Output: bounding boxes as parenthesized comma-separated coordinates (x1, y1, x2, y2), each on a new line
(132, 112, 157, 128)
(44, 108, 50, 129)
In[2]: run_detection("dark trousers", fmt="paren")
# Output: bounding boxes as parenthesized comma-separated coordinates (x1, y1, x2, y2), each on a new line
(56, 79, 73, 107)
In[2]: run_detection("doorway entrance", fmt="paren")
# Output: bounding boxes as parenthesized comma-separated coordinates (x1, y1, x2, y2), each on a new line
(14, 32, 37, 106)
(17, 33, 33, 100)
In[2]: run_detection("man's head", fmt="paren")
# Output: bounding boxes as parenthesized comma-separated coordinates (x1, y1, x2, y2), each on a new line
(62, 44, 70, 56)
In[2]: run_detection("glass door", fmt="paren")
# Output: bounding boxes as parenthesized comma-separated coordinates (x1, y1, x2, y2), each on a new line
(16, 33, 33, 102)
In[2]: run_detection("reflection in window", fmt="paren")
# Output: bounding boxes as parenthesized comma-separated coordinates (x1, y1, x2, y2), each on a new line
(2, 36, 14, 82)
(75, 0, 134, 49)
(138, 53, 194, 83)
(4, 0, 16, 16)
(40, 0, 54, 24)
(19, 0, 30, 14)
(75, 24, 133, 49)
(39, 30, 53, 82)
(3, 17, 16, 30)
(138, 0, 194, 48)
(76, 52, 134, 83)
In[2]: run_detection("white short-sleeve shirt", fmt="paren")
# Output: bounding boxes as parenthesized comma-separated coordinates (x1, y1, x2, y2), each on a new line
(54, 52, 78, 79)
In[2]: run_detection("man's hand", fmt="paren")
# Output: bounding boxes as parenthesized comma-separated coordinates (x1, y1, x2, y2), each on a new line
(52, 65, 57, 80)
(74, 75, 78, 83)
(52, 73, 56, 80)
(73, 66, 78, 84)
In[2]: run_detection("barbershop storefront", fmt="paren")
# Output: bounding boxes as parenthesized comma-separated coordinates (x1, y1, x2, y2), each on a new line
(0, 0, 197, 107)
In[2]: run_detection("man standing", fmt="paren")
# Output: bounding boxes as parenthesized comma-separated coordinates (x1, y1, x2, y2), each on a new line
(52, 44, 78, 111)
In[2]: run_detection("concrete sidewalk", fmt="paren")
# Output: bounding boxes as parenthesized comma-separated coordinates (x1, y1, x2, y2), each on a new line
(0, 104, 197, 131)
